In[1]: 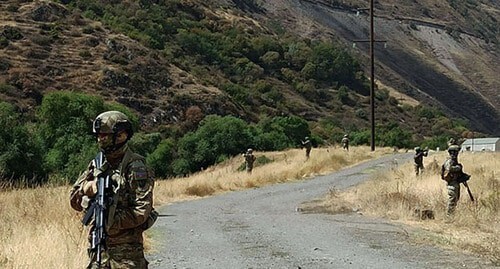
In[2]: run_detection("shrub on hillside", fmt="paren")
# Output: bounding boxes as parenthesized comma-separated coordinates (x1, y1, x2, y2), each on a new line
(147, 138, 176, 178)
(0, 102, 44, 183)
(176, 115, 253, 174)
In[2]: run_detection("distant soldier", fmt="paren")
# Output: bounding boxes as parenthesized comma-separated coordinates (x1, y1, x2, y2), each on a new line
(301, 136, 312, 159)
(341, 134, 349, 151)
(243, 148, 256, 173)
(441, 145, 471, 215)
(414, 146, 428, 176)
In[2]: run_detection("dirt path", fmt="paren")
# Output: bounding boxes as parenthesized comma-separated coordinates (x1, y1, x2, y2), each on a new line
(147, 153, 494, 268)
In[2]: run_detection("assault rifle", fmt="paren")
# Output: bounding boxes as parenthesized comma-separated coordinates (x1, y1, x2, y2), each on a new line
(82, 152, 113, 267)
(457, 172, 475, 202)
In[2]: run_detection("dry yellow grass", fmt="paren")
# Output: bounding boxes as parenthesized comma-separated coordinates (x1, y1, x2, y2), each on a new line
(310, 151, 500, 264)
(0, 145, 390, 268)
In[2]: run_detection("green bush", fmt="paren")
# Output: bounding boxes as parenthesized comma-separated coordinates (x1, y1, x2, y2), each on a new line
(79, 50, 92, 58)
(0, 102, 44, 183)
(176, 115, 253, 174)
(258, 115, 310, 148)
(350, 129, 370, 146)
(146, 138, 175, 178)
(0, 37, 8, 49)
(253, 131, 290, 151)
(337, 85, 350, 104)
(129, 132, 162, 157)
(221, 83, 250, 105)
(379, 126, 412, 149)
(421, 135, 449, 151)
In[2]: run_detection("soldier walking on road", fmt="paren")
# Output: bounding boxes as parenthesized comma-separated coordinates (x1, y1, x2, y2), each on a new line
(341, 134, 349, 151)
(70, 111, 157, 269)
(243, 148, 256, 174)
(301, 136, 312, 160)
(414, 146, 428, 176)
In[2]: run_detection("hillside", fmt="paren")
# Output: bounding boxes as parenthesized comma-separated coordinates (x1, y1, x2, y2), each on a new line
(0, 0, 248, 129)
(0, 0, 498, 135)
(256, 0, 500, 134)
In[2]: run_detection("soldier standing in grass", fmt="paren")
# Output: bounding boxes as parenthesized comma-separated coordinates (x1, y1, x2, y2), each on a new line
(301, 136, 312, 160)
(414, 146, 428, 176)
(70, 111, 157, 269)
(341, 134, 349, 151)
(440, 145, 464, 216)
(243, 148, 256, 174)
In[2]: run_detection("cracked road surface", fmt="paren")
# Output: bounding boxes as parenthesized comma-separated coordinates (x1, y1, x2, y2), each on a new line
(147, 153, 494, 268)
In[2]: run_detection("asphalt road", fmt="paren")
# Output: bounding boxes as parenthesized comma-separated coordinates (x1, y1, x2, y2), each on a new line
(147, 153, 494, 269)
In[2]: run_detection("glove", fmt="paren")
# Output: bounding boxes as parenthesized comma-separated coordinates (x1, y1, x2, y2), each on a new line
(83, 180, 97, 197)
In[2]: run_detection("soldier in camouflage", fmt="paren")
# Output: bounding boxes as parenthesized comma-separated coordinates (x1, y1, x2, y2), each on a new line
(243, 148, 256, 173)
(413, 146, 428, 176)
(301, 136, 312, 159)
(341, 134, 349, 151)
(70, 111, 157, 269)
(440, 145, 463, 216)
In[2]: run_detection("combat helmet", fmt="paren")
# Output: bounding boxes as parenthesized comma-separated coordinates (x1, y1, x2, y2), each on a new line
(247, 148, 253, 153)
(93, 111, 134, 152)
(447, 145, 461, 153)
(414, 146, 421, 152)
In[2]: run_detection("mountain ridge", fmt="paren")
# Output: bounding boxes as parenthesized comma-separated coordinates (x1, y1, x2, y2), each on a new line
(255, 0, 499, 134)
(1, 0, 499, 135)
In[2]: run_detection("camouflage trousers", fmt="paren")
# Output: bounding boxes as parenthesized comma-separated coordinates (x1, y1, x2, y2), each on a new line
(414, 163, 424, 176)
(305, 148, 311, 158)
(87, 243, 148, 269)
(245, 164, 254, 173)
(446, 181, 461, 215)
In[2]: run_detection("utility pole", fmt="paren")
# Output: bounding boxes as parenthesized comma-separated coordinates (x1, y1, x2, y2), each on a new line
(353, 0, 383, 151)
(369, 0, 375, 151)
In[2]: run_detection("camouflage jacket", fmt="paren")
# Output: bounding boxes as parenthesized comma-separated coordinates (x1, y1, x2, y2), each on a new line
(441, 158, 463, 182)
(70, 147, 154, 246)
(243, 153, 256, 165)
(302, 140, 312, 149)
(414, 151, 428, 165)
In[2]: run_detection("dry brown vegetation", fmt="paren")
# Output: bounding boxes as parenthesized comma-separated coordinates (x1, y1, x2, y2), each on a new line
(0, 146, 390, 268)
(303, 151, 500, 264)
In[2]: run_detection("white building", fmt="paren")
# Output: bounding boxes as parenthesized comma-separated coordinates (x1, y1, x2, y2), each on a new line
(461, 137, 500, 152)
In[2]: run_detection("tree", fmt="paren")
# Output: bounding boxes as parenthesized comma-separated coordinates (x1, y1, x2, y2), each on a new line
(176, 115, 253, 173)
(147, 138, 175, 178)
(0, 102, 44, 183)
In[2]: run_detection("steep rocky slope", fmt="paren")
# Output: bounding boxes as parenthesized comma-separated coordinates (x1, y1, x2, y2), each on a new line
(0, 0, 248, 129)
(252, 0, 500, 134)
(1, 0, 499, 135)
